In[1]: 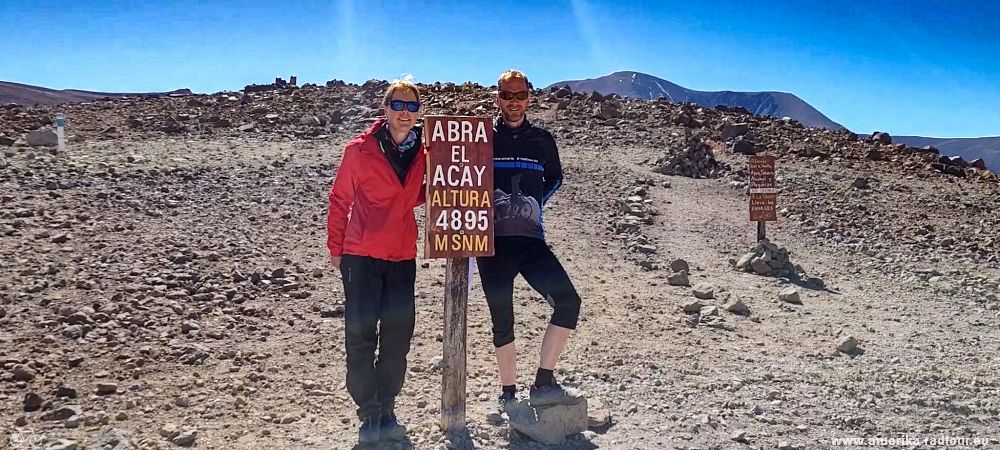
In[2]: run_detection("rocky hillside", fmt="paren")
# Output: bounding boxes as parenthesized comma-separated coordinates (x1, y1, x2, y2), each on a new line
(1, 80, 999, 449)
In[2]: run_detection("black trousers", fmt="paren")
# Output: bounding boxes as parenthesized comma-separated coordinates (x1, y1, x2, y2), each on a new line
(341, 254, 416, 419)
(476, 236, 582, 348)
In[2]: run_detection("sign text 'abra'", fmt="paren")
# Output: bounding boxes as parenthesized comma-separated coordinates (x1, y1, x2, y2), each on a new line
(430, 119, 489, 143)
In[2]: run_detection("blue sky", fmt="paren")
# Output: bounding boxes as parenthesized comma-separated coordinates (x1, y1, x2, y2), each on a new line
(3, 0, 998, 138)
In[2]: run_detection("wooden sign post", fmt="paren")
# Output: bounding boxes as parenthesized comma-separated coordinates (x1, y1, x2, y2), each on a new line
(423, 116, 495, 431)
(749, 155, 777, 241)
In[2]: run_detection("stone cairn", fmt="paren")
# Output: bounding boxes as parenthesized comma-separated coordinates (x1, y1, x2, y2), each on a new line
(652, 132, 730, 179)
(733, 239, 799, 277)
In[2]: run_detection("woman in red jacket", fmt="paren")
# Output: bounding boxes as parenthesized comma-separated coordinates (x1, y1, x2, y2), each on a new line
(326, 79, 426, 444)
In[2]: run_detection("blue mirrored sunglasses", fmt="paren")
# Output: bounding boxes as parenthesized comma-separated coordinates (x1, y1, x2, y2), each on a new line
(388, 100, 420, 112)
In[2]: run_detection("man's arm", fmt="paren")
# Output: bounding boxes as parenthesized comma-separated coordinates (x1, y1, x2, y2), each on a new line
(327, 144, 358, 270)
(541, 133, 563, 205)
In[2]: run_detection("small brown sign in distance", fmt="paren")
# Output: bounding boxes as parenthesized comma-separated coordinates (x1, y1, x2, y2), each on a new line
(749, 155, 778, 222)
(424, 116, 495, 258)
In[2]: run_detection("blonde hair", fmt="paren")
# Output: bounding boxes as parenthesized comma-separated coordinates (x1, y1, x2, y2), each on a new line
(497, 69, 532, 90)
(382, 77, 421, 106)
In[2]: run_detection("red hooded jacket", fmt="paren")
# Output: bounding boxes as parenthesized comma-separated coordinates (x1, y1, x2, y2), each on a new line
(326, 119, 426, 261)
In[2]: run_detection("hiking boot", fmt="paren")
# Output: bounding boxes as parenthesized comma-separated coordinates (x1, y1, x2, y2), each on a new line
(358, 415, 380, 444)
(501, 390, 522, 413)
(487, 391, 518, 423)
(380, 413, 407, 441)
(528, 383, 585, 407)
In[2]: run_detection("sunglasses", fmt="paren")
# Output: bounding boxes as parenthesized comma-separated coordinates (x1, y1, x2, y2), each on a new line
(388, 100, 421, 112)
(499, 90, 529, 101)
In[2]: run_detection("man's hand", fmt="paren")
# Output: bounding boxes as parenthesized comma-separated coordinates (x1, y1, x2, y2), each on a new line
(330, 255, 342, 274)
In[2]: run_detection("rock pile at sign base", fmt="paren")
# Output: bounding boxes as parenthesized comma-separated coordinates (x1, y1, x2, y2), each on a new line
(734, 239, 798, 277)
(507, 397, 589, 445)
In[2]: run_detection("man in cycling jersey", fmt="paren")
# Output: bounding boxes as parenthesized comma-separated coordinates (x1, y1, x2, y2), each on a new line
(477, 69, 584, 418)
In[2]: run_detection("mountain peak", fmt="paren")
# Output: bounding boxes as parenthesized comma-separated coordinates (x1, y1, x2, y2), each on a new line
(547, 71, 845, 131)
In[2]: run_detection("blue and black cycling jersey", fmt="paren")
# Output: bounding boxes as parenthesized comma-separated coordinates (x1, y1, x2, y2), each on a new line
(491, 116, 563, 240)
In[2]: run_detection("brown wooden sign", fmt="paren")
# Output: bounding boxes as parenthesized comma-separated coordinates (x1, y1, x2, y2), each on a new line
(749, 155, 777, 222)
(424, 116, 495, 258)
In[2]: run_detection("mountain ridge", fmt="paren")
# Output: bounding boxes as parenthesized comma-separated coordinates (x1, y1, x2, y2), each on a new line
(547, 70, 846, 131)
(0, 80, 191, 106)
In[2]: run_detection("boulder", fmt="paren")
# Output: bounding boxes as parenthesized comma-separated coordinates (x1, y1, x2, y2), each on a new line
(731, 139, 755, 155)
(721, 123, 749, 140)
(26, 128, 58, 147)
(507, 398, 588, 445)
(594, 103, 621, 120)
(871, 131, 892, 144)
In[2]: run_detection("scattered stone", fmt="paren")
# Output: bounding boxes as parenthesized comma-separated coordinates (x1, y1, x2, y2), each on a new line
(88, 427, 134, 450)
(159, 423, 180, 440)
(320, 305, 345, 318)
(681, 300, 705, 314)
(699, 305, 720, 317)
(96, 382, 118, 395)
(171, 430, 197, 447)
(23, 392, 43, 411)
(667, 270, 690, 286)
(778, 288, 801, 305)
(429, 356, 443, 371)
(837, 335, 860, 354)
(12, 365, 36, 382)
(635, 244, 657, 254)
(723, 296, 750, 316)
(669, 258, 690, 273)
(692, 283, 715, 299)
(42, 405, 82, 421)
(46, 439, 79, 450)
(731, 429, 750, 443)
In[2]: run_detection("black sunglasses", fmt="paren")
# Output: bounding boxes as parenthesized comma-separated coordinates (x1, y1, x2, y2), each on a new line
(388, 100, 421, 112)
(499, 90, 529, 101)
